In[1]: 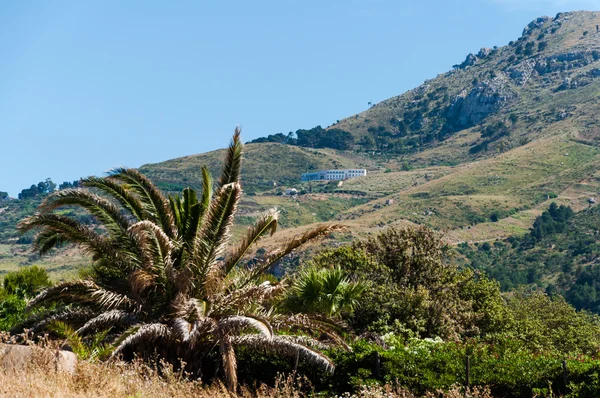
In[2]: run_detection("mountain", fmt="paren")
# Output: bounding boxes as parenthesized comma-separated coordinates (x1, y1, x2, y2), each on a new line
(139, 11, 600, 241)
(4, 11, 600, 278)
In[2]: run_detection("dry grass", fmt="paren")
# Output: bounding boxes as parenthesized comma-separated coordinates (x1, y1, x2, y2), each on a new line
(0, 334, 494, 398)
(0, 358, 496, 398)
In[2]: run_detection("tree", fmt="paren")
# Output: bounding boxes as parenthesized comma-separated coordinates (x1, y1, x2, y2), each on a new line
(0, 191, 7, 200)
(18, 128, 345, 390)
(313, 228, 508, 341)
(317, 129, 355, 150)
(505, 291, 600, 354)
(296, 126, 323, 148)
(18, 184, 39, 199)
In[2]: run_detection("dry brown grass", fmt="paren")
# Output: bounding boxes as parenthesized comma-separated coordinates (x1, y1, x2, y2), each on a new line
(0, 343, 497, 398)
(0, 355, 495, 398)
(0, 334, 493, 398)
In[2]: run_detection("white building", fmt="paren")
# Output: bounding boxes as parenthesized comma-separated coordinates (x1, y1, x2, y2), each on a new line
(301, 169, 367, 182)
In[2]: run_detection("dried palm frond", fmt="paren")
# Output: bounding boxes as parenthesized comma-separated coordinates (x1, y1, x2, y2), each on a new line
(76, 310, 137, 336)
(26, 280, 138, 312)
(217, 315, 273, 338)
(110, 323, 172, 360)
(232, 334, 334, 373)
(220, 336, 238, 391)
(128, 269, 157, 298)
(12, 307, 96, 334)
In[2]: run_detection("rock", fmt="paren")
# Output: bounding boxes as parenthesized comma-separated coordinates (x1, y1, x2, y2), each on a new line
(507, 59, 537, 86)
(522, 16, 551, 37)
(535, 51, 600, 75)
(447, 75, 516, 129)
(0, 343, 77, 374)
(459, 53, 478, 69)
(477, 48, 492, 59)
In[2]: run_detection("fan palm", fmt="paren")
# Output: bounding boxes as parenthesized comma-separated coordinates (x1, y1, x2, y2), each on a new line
(286, 266, 366, 317)
(17, 128, 346, 390)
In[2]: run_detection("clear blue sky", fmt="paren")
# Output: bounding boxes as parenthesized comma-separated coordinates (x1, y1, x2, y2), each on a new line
(2, 0, 600, 196)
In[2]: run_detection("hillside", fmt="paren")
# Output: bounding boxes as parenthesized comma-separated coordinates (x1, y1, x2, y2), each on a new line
(139, 143, 372, 194)
(4, 11, 600, 281)
(456, 202, 600, 314)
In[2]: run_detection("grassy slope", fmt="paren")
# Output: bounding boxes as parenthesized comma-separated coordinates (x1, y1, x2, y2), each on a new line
(139, 143, 373, 193)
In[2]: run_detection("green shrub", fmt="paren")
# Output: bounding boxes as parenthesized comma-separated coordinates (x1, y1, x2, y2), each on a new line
(3, 266, 51, 297)
(0, 293, 26, 331)
(326, 338, 600, 397)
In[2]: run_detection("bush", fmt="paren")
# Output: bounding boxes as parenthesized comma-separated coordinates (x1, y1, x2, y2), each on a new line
(326, 337, 600, 397)
(0, 293, 26, 331)
(3, 266, 51, 297)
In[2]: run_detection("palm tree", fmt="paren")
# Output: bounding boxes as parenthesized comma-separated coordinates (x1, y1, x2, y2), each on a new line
(17, 128, 346, 390)
(285, 266, 366, 318)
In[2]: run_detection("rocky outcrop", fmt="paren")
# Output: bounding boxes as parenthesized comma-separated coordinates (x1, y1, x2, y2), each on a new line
(535, 51, 600, 75)
(0, 343, 77, 374)
(446, 75, 516, 129)
(507, 59, 537, 86)
(555, 67, 600, 91)
(522, 16, 551, 36)
(458, 48, 494, 69)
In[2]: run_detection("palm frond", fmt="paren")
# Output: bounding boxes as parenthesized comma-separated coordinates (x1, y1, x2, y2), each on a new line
(223, 209, 278, 274)
(128, 220, 174, 265)
(241, 224, 346, 287)
(218, 127, 243, 188)
(33, 229, 68, 256)
(216, 281, 284, 313)
(169, 195, 184, 233)
(181, 168, 212, 252)
(232, 335, 334, 373)
(27, 280, 138, 312)
(11, 307, 95, 334)
(172, 317, 216, 349)
(218, 315, 273, 338)
(193, 182, 242, 281)
(39, 188, 131, 235)
(19, 214, 112, 257)
(220, 336, 238, 391)
(106, 168, 177, 238)
(128, 269, 156, 298)
(76, 310, 137, 336)
(109, 323, 172, 360)
(82, 176, 145, 220)
(276, 334, 332, 351)
(200, 165, 213, 215)
(272, 313, 350, 349)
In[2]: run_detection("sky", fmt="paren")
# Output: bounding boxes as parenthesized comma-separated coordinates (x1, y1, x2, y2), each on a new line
(2, 0, 600, 196)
